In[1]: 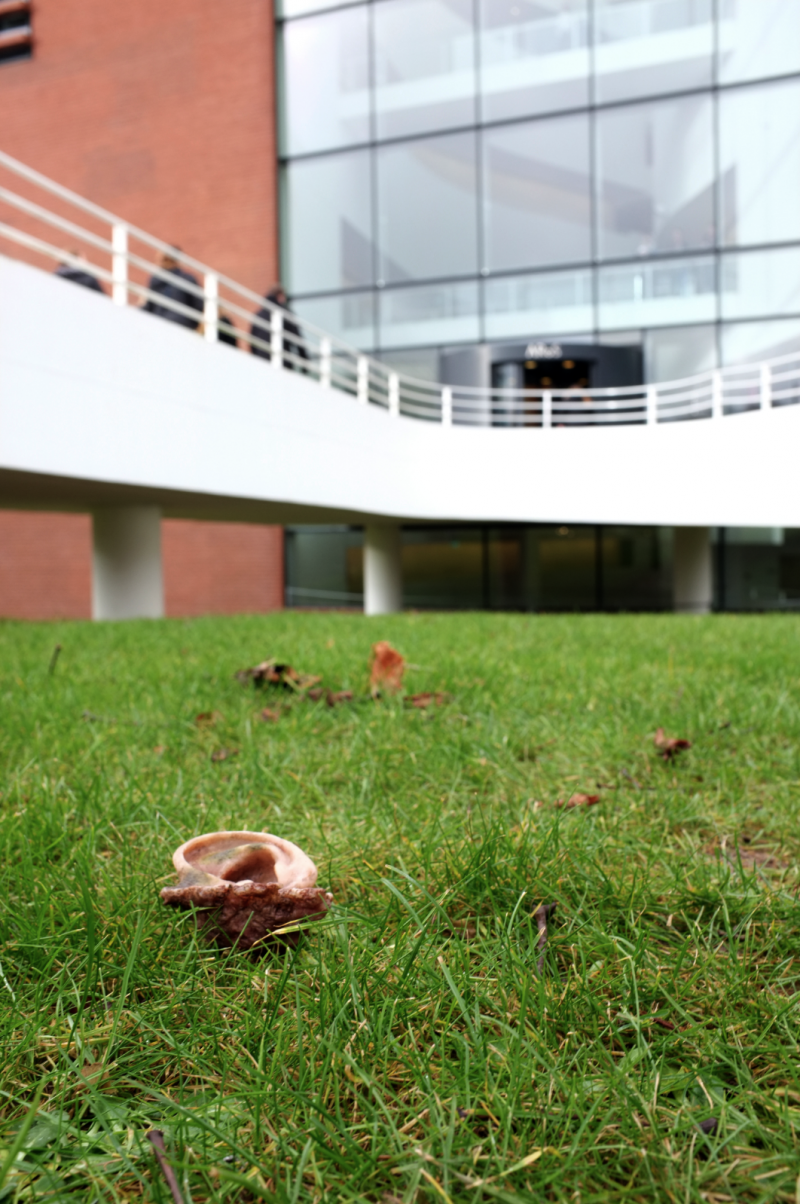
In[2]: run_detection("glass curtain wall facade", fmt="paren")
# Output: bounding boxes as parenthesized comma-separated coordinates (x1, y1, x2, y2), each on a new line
(278, 0, 800, 381)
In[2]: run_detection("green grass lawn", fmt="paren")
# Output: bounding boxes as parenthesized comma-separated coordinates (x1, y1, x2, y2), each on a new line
(2, 611, 800, 1204)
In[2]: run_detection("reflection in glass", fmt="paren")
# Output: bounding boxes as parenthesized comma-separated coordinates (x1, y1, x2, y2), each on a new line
(482, 115, 591, 272)
(377, 133, 478, 283)
(280, 7, 370, 156)
(278, 0, 346, 18)
(403, 529, 485, 608)
(484, 269, 593, 338)
(377, 347, 441, 382)
(283, 151, 374, 294)
(596, 96, 715, 260)
(602, 527, 672, 611)
(379, 281, 480, 347)
(594, 0, 713, 103)
(284, 527, 364, 608)
(644, 324, 716, 381)
(292, 291, 376, 352)
(718, 0, 800, 85)
(374, 0, 475, 139)
(598, 256, 716, 329)
(719, 79, 800, 248)
(720, 247, 800, 321)
(721, 318, 800, 365)
(478, 0, 589, 123)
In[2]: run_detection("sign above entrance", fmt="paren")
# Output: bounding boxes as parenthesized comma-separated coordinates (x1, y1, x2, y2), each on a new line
(525, 342, 562, 359)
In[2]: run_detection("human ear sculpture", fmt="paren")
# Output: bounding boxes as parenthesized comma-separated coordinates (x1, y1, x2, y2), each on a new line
(160, 831, 332, 950)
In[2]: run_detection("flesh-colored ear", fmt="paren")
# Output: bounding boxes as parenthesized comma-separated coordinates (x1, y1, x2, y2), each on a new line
(161, 830, 332, 951)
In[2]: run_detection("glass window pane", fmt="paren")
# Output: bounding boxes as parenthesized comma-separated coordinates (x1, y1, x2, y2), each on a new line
(593, 0, 713, 103)
(478, 0, 589, 123)
(721, 318, 800, 365)
(596, 96, 715, 260)
(718, 0, 800, 85)
(280, 8, 370, 155)
(379, 281, 480, 347)
(377, 133, 478, 283)
(721, 247, 800, 322)
(719, 79, 800, 248)
(292, 291, 376, 351)
(484, 268, 593, 338)
(482, 115, 591, 272)
(377, 347, 441, 381)
(598, 256, 716, 329)
(374, 0, 475, 139)
(644, 324, 717, 381)
(283, 151, 374, 294)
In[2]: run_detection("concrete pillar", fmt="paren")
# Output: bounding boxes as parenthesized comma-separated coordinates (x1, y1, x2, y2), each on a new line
(673, 526, 712, 614)
(364, 524, 402, 615)
(92, 506, 164, 620)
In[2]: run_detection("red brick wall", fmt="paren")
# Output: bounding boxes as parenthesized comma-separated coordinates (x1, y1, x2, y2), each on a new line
(0, 513, 92, 620)
(0, 0, 284, 619)
(0, 515, 284, 619)
(163, 520, 284, 616)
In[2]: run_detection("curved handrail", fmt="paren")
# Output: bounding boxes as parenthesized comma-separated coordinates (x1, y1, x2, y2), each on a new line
(1, 147, 798, 427)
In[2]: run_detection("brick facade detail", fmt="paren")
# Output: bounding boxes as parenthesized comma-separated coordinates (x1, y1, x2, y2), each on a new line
(0, 0, 284, 619)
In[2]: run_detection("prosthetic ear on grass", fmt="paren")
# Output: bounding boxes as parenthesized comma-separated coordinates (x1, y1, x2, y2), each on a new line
(160, 830, 332, 951)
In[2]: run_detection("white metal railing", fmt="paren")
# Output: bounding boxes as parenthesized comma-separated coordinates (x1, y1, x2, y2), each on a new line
(1, 147, 799, 430)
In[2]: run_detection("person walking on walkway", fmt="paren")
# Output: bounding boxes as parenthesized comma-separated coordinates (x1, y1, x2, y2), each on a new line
(54, 252, 104, 293)
(249, 286, 308, 370)
(142, 247, 203, 330)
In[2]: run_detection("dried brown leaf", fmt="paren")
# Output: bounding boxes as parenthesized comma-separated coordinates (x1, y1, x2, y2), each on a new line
(195, 711, 222, 727)
(654, 727, 691, 759)
(210, 748, 239, 763)
(554, 793, 600, 809)
(327, 690, 354, 706)
(370, 641, 405, 695)
(259, 708, 280, 723)
(406, 691, 451, 708)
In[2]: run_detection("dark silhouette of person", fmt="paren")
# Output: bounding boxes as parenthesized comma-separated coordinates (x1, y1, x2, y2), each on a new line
(217, 313, 238, 347)
(142, 247, 203, 329)
(55, 253, 104, 293)
(249, 286, 308, 369)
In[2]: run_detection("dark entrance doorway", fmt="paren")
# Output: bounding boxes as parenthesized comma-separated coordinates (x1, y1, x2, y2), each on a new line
(523, 356, 589, 390)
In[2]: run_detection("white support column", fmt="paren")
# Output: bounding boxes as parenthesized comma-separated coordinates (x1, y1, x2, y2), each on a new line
(441, 385, 453, 426)
(92, 507, 164, 620)
(388, 372, 400, 417)
(270, 309, 283, 364)
(203, 272, 218, 344)
(320, 338, 332, 387)
(111, 223, 128, 307)
(357, 355, 369, 404)
(541, 390, 552, 428)
(364, 524, 402, 616)
(673, 526, 712, 615)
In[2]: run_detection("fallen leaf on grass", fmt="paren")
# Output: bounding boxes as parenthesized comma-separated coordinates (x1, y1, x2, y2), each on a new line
(153, 745, 166, 756)
(259, 708, 280, 723)
(195, 711, 222, 726)
(306, 688, 324, 701)
(655, 727, 691, 759)
(211, 748, 239, 762)
(327, 690, 353, 706)
(406, 692, 450, 708)
(554, 793, 600, 809)
(370, 641, 405, 695)
(237, 659, 321, 692)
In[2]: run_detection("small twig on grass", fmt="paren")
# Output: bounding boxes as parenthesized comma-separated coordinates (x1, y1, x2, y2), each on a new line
(47, 644, 62, 676)
(533, 902, 556, 975)
(146, 1129, 185, 1204)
